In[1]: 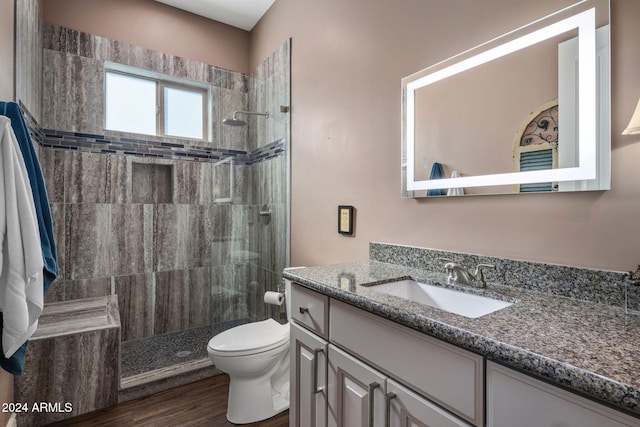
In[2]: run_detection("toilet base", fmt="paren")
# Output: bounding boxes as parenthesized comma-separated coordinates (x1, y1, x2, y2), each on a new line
(207, 320, 291, 424)
(226, 372, 290, 424)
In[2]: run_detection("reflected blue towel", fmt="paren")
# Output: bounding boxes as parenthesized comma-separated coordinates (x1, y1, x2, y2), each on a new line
(0, 102, 58, 375)
(427, 162, 447, 196)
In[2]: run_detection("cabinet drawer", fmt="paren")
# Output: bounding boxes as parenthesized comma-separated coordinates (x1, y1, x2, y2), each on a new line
(330, 299, 483, 426)
(291, 283, 329, 339)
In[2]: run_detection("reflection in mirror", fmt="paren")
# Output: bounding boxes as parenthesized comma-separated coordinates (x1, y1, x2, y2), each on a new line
(513, 100, 559, 193)
(401, 0, 610, 198)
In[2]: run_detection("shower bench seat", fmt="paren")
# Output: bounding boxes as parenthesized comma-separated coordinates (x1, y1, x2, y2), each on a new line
(13, 295, 121, 426)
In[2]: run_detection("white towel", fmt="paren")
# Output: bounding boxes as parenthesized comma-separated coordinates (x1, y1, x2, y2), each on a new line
(447, 171, 465, 196)
(0, 116, 43, 358)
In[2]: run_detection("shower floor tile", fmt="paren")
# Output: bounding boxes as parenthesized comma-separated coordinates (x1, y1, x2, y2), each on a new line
(120, 319, 248, 378)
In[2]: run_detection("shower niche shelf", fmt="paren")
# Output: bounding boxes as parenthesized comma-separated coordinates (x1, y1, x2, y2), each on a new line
(132, 162, 174, 204)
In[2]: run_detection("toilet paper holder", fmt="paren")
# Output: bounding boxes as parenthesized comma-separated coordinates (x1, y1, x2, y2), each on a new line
(264, 291, 285, 306)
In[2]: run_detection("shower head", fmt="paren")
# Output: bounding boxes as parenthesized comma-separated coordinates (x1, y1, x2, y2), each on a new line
(222, 118, 247, 127)
(222, 110, 269, 127)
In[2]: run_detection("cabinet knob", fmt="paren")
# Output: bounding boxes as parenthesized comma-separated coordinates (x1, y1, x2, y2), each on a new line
(299, 306, 309, 314)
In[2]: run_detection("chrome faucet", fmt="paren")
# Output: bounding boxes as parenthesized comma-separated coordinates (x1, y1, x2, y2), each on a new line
(442, 260, 496, 288)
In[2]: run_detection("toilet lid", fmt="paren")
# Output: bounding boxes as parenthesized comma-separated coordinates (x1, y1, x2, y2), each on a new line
(208, 319, 289, 355)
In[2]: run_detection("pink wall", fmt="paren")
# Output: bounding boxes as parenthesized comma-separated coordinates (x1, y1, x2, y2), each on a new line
(42, 0, 251, 74)
(252, 0, 640, 272)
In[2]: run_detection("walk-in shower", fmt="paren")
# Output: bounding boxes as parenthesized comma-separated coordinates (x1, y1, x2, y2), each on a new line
(223, 110, 270, 127)
(26, 28, 292, 399)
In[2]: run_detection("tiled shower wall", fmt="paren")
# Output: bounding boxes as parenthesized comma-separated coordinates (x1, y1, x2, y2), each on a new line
(15, 0, 42, 121)
(41, 23, 249, 150)
(39, 150, 261, 342)
(32, 24, 290, 345)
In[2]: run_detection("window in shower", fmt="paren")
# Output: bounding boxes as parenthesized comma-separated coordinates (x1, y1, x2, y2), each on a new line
(105, 67, 208, 140)
(162, 86, 205, 139)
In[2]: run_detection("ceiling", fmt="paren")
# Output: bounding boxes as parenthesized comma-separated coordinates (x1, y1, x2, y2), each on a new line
(154, 0, 276, 31)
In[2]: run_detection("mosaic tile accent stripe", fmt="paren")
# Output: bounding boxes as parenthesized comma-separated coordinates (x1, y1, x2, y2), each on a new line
(40, 128, 284, 165)
(37, 24, 287, 161)
(18, 100, 286, 165)
(18, 100, 45, 145)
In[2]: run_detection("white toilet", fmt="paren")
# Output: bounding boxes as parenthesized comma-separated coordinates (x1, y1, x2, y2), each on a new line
(207, 280, 292, 424)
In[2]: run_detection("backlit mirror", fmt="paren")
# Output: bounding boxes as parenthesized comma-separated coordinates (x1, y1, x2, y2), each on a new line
(401, 0, 610, 198)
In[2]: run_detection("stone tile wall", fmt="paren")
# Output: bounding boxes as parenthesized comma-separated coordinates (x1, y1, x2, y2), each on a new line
(34, 28, 291, 344)
(15, 0, 42, 121)
(14, 296, 120, 426)
(250, 41, 291, 150)
(39, 147, 273, 342)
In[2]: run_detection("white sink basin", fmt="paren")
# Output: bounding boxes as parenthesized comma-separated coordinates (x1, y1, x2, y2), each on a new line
(369, 279, 513, 318)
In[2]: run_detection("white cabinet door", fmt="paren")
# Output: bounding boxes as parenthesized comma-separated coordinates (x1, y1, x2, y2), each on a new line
(290, 322, 328, 427)
(327, 344, 387, 427)
(327, 344, 474, 427)
(487, 361, 640, 427)
(330, 299, 483, 425)
(387, 378, 473, 427)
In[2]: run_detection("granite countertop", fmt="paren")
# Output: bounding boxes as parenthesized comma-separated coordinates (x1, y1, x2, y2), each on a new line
(283, 260, 640, 418)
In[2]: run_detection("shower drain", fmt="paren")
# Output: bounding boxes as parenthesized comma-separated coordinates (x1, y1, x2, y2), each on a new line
(175, 350, 192, 358)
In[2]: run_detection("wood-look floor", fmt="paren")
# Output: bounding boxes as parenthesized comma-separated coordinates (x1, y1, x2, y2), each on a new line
(46, 374, 289, 427)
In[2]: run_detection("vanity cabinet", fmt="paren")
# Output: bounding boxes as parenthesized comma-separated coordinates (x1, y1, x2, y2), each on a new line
(289, 283, 481, 427)
(289, 282, 640, 427)
(486, 361, 640, 427)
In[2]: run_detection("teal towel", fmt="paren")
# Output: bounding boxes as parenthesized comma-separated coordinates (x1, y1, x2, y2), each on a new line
(0, 102, 58, 375)
(427, 162, 447, 196)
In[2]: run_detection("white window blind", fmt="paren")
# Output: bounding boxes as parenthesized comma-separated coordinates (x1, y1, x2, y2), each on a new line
(163, 86, 204, 140)
(519, 149, 554, 192)
(105, 69, 208, 140)
(105, 72, 156, 135)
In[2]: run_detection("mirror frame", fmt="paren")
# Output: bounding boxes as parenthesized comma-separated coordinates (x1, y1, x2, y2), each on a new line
(402, 3, 607, 194)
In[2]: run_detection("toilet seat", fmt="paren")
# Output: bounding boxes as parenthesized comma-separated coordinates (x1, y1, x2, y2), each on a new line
(208, 319, 290, 357)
